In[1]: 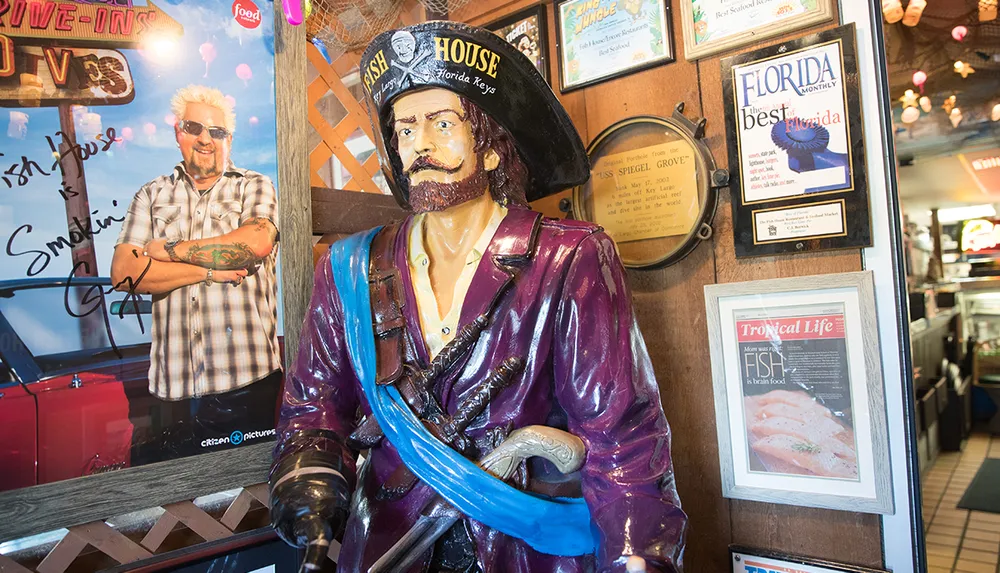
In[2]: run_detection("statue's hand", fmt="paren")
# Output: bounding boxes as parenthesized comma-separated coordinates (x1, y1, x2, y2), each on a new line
(268, 431, 354, 568)
(625, 556, 647, 573)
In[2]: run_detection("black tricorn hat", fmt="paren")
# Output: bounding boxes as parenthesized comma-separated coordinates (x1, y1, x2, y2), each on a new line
(359, 21, 589, 208)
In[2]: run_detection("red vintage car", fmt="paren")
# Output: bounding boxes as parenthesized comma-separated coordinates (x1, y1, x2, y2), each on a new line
(0, 277, 281, 492)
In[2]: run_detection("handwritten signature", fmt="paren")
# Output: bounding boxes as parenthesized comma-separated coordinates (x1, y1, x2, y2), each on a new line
(64, 252, 150, 359)
(0, 127, 117, 190)
(6, 201, 125, 277)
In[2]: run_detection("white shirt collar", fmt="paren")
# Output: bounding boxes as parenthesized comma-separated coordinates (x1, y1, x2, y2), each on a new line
(407, 201, 508, 359)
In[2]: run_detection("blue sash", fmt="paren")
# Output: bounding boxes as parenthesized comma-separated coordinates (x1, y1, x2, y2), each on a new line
(329, 229, 597, 556)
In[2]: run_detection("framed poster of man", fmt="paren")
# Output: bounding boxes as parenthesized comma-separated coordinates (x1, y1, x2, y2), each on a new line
(0, 0, 283, 504)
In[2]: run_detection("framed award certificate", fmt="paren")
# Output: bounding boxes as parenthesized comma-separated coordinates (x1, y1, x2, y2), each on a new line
(721, 24, 872, 258)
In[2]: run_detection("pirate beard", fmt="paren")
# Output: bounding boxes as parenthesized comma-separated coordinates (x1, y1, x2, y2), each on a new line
(407, 158, 489, 213)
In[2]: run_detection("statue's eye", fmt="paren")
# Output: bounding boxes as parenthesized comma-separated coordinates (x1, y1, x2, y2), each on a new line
(435, 120, 453, 130)
(398, 127, 413, 137)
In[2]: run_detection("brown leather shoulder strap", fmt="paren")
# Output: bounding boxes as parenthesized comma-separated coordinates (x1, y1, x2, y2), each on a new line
(369, 222, 405, 385)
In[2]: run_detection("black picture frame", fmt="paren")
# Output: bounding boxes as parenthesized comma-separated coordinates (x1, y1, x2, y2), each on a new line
(554, 0, 675, 93)
(486, 4, 550, 83)
(721, 23, 872, 258)
(730, 545, 890, 573)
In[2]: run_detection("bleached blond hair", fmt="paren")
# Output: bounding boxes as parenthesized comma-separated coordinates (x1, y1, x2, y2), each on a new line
(170, 85, 236, 134)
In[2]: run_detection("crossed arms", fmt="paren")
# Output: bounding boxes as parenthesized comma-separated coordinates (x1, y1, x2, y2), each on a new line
(110, 217, 277, 296)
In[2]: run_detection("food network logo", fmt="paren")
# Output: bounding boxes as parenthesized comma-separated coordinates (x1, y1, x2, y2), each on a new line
(232, 0, 262, 29)
(201, 428, 276, 447)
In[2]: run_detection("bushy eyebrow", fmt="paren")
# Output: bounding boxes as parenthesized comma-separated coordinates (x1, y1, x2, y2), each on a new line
(394, 115, 417, 124)
(427, 108, 466, 121)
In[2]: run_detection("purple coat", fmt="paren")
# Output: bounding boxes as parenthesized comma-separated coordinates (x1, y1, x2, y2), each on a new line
(275, 207, 687, 572)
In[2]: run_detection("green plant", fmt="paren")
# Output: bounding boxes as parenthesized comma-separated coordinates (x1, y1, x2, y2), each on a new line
(791, 442, 822, 454)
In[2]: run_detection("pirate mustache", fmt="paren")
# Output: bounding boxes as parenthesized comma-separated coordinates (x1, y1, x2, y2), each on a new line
(407, 156, 463, 175)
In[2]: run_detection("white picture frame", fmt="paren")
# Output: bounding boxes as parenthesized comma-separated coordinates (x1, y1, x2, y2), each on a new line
(731, 546, 889, 573)
(680, 0, 835, 60)
(704, 271, 894, 514)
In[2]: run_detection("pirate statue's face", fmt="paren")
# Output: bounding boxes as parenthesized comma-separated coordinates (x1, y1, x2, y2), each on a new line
(392, 88, 500, 213)
(360, 21, 590, 209)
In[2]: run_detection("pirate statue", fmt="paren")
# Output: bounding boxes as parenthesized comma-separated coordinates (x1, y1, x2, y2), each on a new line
(268, 21, 687, 573)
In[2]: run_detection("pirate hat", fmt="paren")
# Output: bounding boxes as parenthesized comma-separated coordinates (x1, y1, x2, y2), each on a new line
(360, 21, 589, 207)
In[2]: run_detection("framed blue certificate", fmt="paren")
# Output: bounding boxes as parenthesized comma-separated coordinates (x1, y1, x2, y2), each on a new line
(555, 0, 675, 92)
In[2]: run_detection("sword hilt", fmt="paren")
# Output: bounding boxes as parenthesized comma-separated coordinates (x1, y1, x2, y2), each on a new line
(366, 425, 586, 573)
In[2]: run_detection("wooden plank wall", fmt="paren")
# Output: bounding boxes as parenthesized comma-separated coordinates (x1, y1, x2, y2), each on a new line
(448, 1, 884, 570)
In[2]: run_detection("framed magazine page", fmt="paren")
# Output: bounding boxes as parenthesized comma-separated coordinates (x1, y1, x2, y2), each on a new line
(721, 24, 872, 258)
(730, 546, 889, 573)
(704, 271, 894, 514)
(487, 5, 549, 82)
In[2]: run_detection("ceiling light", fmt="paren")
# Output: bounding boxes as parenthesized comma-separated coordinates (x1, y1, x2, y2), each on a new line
(902, 0, 926, 26)
(938, 204, 997, 223)
(955, 60, 976, 77)
(950, 107, 963, 127)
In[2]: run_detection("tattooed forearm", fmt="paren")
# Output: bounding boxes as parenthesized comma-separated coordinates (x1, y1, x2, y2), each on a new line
(180, 242, 257, 269)
(246, 217, 278, 242)
(164, 218, 275, 269)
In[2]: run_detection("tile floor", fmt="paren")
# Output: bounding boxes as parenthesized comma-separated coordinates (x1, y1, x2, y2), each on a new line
(922, 434, 1000, 573)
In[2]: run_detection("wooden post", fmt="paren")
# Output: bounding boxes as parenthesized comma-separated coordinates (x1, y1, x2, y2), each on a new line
(56, 103, 107, 349)
(274, 4, 311, 362)
(56, 103, 99, 277)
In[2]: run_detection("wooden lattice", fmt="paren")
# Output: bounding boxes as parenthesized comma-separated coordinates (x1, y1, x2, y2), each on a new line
(306, 2, 427, 195)
(307, 44, 385, 194)
(0, 484, 342, 572)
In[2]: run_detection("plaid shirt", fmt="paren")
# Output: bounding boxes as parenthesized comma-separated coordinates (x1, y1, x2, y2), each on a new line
(116, 162, 281, 400)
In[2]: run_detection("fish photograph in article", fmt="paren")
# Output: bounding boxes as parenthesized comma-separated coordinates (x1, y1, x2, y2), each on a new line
(735, 305, 859, 480)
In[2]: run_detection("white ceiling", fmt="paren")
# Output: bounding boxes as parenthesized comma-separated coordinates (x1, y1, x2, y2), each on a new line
(897, 152, 999, 220)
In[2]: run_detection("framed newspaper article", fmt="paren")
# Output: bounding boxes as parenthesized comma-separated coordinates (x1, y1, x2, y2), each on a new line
(704, 271, 894, 514)
(731, 546, 889, 573)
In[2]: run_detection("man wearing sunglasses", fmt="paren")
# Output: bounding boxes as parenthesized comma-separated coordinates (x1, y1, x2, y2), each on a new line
(112, 84, 281, 464)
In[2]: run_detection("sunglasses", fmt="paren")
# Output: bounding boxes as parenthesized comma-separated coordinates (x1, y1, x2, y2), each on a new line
(179, 120, 230, 140)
